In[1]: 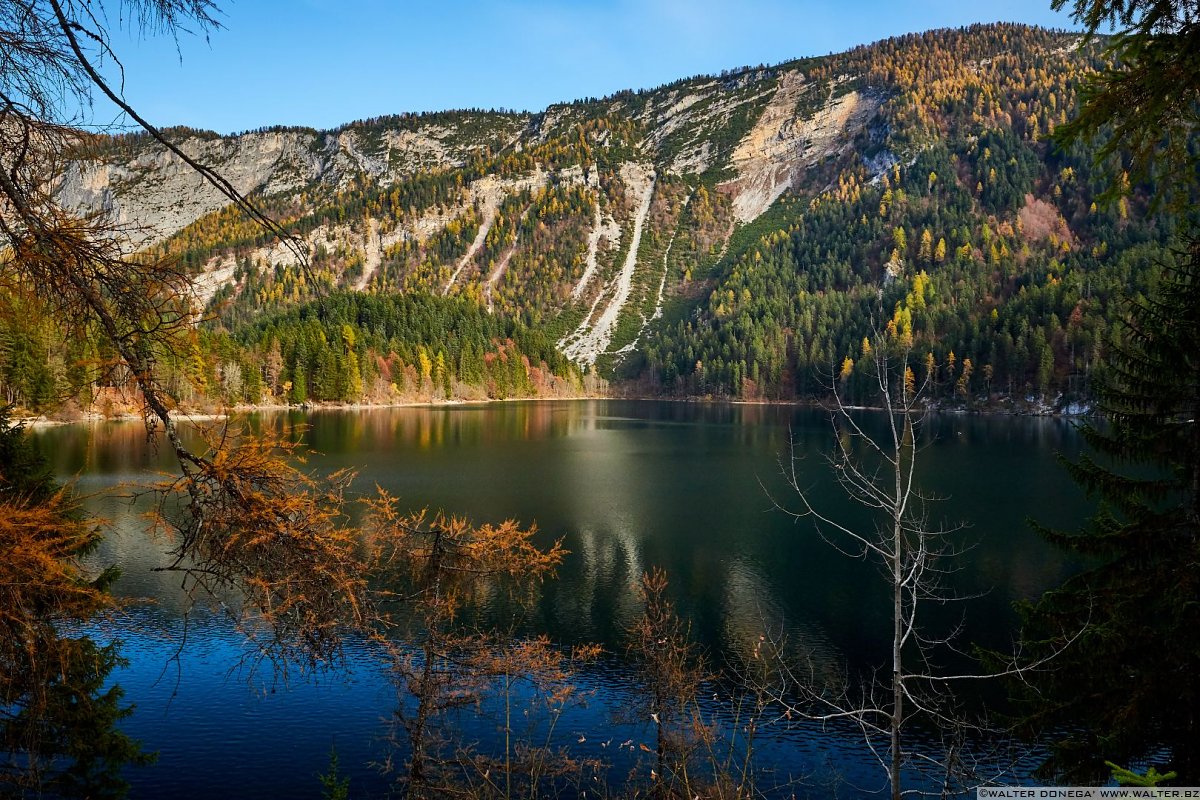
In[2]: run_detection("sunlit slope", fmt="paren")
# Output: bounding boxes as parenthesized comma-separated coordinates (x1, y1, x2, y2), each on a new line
(62, 24, 1160, 407)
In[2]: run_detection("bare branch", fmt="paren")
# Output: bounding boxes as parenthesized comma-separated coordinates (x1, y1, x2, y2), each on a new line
(761, 332, 1079, 799)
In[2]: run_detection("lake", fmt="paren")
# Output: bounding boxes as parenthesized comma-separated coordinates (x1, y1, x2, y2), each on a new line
(34, 400, 1091, 798)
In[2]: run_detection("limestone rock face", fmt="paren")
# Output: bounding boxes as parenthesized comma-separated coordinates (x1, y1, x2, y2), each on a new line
(62, 59, 884, 251)
(57, 124, 484, 246)
(54, 58, 896, 368)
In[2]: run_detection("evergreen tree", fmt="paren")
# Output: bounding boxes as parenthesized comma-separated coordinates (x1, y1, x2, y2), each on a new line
(289, 363, 308, 405)
(1019, 242, 1200, 780)
(1052, 0, 1200, 207)
(1013, 0, 1200, 781)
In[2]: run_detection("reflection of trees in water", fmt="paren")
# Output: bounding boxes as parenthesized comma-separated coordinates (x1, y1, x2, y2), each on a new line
(721, 555, 839, 680)
(1, 634, 152, 798)
(0, 416, 151, 796)
(15, 403, 1105, 796)
(296, 401, 577, 453)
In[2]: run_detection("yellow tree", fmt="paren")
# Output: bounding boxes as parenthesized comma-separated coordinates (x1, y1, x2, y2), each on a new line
(918, 229, 933, 262)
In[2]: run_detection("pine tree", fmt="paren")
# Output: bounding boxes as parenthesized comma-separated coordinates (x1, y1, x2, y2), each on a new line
(1015, 0, 1200, 779)
(1018, 242, 1200, 780)
(290, 364, 308, 405)
(1052, 0, 1200, 207)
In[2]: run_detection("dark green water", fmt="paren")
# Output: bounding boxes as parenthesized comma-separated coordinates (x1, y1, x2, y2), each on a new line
(33, 400, 1091, 798)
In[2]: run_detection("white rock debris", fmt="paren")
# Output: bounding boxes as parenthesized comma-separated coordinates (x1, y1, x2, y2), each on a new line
(559, 163, 656, 366)
(354, 217, 382, 291)
(570, 192, 622, 301)
(613, 190, 691, 359)
(443, 169, 550, 294)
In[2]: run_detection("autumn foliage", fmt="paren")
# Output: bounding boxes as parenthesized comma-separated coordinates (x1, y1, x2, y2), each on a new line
(0, 414, 149, 794)
(154, 425, 370, 671)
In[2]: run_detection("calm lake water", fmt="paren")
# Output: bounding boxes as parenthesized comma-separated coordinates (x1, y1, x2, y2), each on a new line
(34, 400, 1090, 798)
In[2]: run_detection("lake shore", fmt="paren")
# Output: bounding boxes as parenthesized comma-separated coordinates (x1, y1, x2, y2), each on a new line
(10, 390, 1091, 429)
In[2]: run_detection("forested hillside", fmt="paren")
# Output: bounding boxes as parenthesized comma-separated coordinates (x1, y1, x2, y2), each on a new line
(4, 23, 1175, 412)
(641, 26, 1169, 408)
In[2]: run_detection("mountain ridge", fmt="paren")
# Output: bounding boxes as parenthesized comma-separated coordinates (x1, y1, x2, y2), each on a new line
(21, 23, 1165, 414)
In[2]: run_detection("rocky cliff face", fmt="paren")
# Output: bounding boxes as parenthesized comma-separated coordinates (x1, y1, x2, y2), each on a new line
(59, 115, 527, 246)
(64, 66, 872, 243)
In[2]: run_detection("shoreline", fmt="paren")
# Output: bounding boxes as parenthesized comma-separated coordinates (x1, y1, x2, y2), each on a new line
(12, 392, 1091, 429)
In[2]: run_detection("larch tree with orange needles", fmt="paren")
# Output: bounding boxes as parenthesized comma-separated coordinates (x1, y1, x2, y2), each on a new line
(0, 410, 153, 795)
(363, 493, 591, 799)
(1, 0, 388, 777)
(626, 567, 710, 796)
(0, 0, 386, 670)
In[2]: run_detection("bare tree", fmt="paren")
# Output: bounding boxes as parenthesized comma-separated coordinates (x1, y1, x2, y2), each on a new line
(768, 334, 1075, 799)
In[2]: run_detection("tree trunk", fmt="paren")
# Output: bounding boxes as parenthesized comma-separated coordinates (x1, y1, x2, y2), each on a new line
(892, 514, 904, 800)
(892, 415, 906, 800)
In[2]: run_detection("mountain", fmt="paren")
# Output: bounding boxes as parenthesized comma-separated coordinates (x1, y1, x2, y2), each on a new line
(29, 23, 1177, 411)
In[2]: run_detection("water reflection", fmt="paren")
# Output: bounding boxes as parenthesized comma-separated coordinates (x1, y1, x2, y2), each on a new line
(34, 403, 1089, 659)
(30, 401, 1091, 798)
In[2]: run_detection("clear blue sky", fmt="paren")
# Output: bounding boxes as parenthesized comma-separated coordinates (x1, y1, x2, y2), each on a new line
(96, 0, 1081, 134)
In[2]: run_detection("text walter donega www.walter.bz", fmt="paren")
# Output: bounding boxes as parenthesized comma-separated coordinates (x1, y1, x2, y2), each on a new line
(977, 789, 1200, 799)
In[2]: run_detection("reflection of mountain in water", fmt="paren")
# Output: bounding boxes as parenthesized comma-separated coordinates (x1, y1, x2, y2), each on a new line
(722, 555, 841, 681)
(29, 401, 1090, 797)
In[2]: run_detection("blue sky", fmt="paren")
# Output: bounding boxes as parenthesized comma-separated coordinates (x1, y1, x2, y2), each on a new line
(95, 0, 1081, 134)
